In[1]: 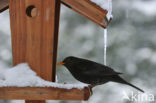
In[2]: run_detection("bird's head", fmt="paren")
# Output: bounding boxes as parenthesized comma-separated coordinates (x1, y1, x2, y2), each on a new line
(57, 56, 78, 66)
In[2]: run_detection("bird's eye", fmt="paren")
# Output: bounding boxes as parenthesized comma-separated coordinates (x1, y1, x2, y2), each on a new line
(67, 57, 73, 62)
(68, 58, 71, 61)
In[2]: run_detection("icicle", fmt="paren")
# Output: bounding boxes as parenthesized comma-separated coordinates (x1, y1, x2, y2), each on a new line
(104, 29, 107, 65)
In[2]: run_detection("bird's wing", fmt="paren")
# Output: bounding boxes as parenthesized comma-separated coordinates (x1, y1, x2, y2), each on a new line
(83, 66, 121, 76)
(78, 60, 121, 76)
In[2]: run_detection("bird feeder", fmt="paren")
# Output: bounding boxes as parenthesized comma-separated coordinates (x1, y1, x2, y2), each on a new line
(0, 0, 111, 103)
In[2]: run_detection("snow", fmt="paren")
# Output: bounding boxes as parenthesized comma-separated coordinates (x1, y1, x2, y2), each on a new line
(90, 0, 113, 20)
(0, 63, 87, 89)
(104, 29, 107, 65)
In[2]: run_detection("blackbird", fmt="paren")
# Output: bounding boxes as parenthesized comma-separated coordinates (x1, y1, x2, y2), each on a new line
(57, 56, 144, 93)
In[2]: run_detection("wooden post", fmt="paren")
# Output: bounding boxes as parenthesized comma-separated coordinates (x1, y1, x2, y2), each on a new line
(9, 0, 61, 103)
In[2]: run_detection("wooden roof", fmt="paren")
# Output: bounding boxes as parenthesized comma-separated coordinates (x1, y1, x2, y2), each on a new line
(0, 0, 109, 28)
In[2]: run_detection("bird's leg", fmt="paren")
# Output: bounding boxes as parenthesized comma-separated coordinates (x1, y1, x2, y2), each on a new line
(88, 84, 96, 95)
(88, 86, 93, 95)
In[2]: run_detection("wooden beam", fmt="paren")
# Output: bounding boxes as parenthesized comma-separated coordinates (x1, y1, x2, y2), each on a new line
(0, 87, 91, 100)
(0, 0, 9, 13)
(9, 0, 61, 102)
(61, 0, 109, 28)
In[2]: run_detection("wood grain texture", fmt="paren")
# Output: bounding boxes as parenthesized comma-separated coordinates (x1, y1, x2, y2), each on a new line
(0, 87, 91, 100)
(61, 0, 109, 28)
(9, 0, 61, 102)
(0, 0, 9, 13)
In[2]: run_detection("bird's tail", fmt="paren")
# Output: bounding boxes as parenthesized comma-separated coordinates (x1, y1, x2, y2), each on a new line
(112, 75, 144, 93)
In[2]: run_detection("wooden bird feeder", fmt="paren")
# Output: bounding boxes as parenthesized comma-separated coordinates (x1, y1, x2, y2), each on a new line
(0, 0, 111, 103)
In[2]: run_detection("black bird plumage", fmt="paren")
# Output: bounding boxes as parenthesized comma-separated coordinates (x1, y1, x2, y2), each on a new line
(58, 56, 144, 93)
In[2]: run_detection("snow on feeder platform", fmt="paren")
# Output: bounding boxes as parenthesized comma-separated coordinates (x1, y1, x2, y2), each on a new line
(0, 63, 90, 100)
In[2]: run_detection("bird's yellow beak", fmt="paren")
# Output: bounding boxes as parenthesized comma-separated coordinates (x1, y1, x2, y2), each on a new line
(57, 62, 65, 66)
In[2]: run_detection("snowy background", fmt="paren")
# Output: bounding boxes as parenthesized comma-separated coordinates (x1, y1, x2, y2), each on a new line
(0, 0, 156, 103)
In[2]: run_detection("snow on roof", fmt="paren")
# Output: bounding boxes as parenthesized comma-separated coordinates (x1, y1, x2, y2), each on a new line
(0, 63, 87, 89)
(90, 0, 113, 20)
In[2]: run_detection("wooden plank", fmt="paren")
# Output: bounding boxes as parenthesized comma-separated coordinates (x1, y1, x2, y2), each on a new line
(0, 0, 9, 13)
(9, 0, 61, 102)
(61, 0, 109, 28)
(0, 87, 91, 100)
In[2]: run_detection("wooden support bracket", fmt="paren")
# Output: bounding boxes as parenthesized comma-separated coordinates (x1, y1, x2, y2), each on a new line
(0, 87, 91, 100)
(61, 0, 109, 28)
